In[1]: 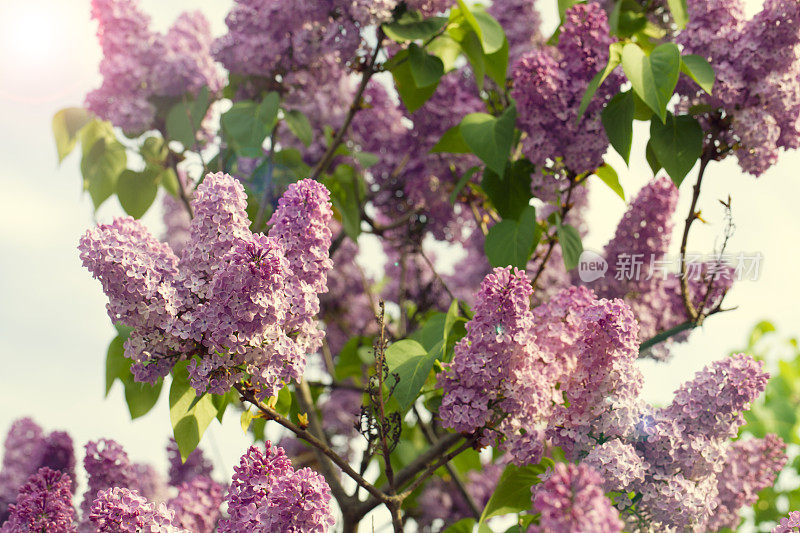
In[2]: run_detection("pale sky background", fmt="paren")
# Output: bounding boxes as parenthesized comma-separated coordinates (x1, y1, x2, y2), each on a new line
(0, 0, 798, 529)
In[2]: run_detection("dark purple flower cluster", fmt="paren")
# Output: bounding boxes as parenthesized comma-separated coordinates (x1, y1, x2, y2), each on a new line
(1, 468, 76, 533)
(80, 174, 334, 400)
(0, 419, 74, 523)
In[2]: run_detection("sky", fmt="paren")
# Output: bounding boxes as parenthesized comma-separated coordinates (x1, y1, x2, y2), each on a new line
(0, 0, 798, 528)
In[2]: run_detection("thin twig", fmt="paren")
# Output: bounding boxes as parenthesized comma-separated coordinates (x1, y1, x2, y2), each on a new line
(678, 153, 712, 321)
(530, 173, 579, 290)
(234, 383, 386, 505)
(310, 28, 385, 180)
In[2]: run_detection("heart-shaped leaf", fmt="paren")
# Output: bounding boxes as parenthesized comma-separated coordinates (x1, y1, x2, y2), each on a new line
(681, 54, 715, 95)
(649, 113, 703, 186)
(622, 43, 681, 122)
(408, 43, 445, 87)
(459, 104, 517, 176)
(484, 205, 539, 269)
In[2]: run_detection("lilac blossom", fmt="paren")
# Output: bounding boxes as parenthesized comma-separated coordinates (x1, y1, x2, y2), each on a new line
(166, 438, 213, 487)
(530, 463, 623, 533)
(774, 511, 800, 533)
(85, 0, 221, 134)
(0, 468, 76, 533)
(0, 420, 75, 523)
(168, 476, 224, 533)
(488, 0, 543, 64)
(80, 439, 135, 529)
(89, 487, 186, 532)
(512, 2, 622, 175)
(220, 442, 334, 533)
(708, 434, 787, 530)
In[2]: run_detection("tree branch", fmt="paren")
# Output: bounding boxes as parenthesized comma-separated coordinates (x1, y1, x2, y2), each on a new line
(309, 28, 385, 180)
(233, 383, 386, 506)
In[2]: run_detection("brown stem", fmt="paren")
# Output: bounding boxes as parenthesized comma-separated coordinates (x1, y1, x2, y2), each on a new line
(352, 433, 464, 518)
(234, 383, 386, 505)
(678, 153, 712, 322)
(530, 173, 579, 290)
(374, 303, 397, 492)
(398, 436, 479, 499)
(310, 28, 384, 180)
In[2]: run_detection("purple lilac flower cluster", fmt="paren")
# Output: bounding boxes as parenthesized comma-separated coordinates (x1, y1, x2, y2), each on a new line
(0, 418, 75, 523)
(530, 463, 624, 533)
(488, 0, 543, 65)
(512, 2, 622, 176)
(80, 174, 334, 400)
(438, 265, 782, 530)
(0, 468, 76, 533)
(774, 511, 800, 533)
(220, 442, 334, 532)
(677, 0, 800, 175)
(85, 0, 223, 134)
(213, 0, 366, 83)
(89, 487, 186, 533)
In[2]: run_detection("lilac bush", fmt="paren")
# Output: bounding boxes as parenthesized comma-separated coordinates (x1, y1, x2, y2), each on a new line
(34, 0, 800, 530)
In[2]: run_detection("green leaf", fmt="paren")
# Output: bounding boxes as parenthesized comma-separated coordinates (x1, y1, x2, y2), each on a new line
(123, 378, 163, 420)
(427, 34, 462, 72)
(169, 360, 218, 461)
(577, 42, 623, 119)
(383, 14, 449, 42)
(621, 43, 681, 122)
(480, 462, 547, 522)
(105, 334, 130, 397)
(645, 139, 662, 176)
(390, 50, 440, 112)
(443, 519, 476, 533)
(220, 93, 280, 157)
(460, 104, 517, 176)
(284, 109, 313, 147)
(681, 54, 715, 95)
(601, 90, 635, 165)
(666, 0, 689, 29)
(471, 10, 505, 54)
(454, 1, 505, 54)
(52, 107, 90, 163)
(81, 136, 127, 209)
(594, 163, 625, 200)
(459, 31, 487, 90)
(558, 0, 582, 19)
(408, 43, 445, 87)
(116, 169, 159, 218)
(632, 91, 653, 120)
(484, 205, 539, 269)
(485, 36, 509, 87)
(166, 87, 211, 149)
(557, 223, 583, 271)
(649, 113, 703, 186)
(432, 125, 471, 154)
(322, 164, 363, 240)
(386, 339, 438, 410)
(481, 159, 534, 220)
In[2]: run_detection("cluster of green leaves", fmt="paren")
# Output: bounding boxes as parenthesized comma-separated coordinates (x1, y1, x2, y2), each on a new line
(733, 321, 800, 531)
(582, 1, 716, 187)
(54, 107, 179, 218)
(385, 0, 507, 112)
